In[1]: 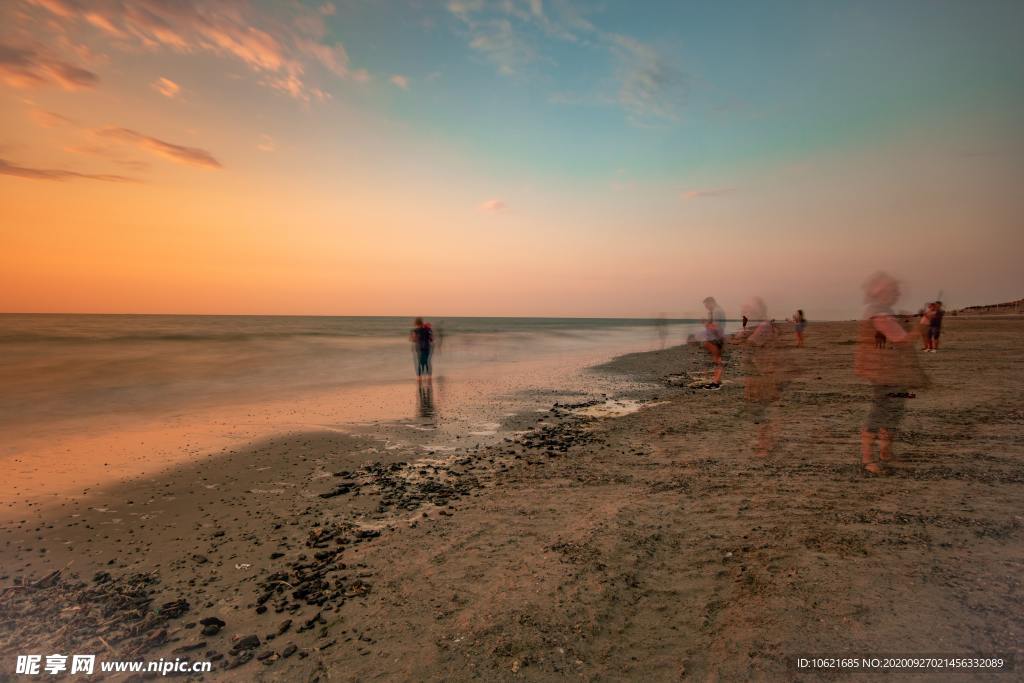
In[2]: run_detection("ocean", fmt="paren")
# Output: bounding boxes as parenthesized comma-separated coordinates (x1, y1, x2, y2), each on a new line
(0, 314, 702, 509)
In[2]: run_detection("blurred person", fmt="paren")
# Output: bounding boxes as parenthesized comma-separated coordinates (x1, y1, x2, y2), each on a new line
(701, 296, 727, 389)
(927, 301, 944, 352)
(742, 314, 748, 330)
(854, 273, 929, 476)
(793, 309, 807, 347)
(434, 320, 446, 354)
(409, 317, 434, 381)
(739, 297, 783, 456)
(655, 313, 668, 350)
(917, 303, 935, 351)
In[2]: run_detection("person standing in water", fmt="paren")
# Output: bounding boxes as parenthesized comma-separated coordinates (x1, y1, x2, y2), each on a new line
(702, 296, 727, 389)
(410, 317, 434, 381)
(793, 309, 807, 347)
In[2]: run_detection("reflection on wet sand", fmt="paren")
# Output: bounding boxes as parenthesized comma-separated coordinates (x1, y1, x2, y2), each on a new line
(417, 378, 436, 420)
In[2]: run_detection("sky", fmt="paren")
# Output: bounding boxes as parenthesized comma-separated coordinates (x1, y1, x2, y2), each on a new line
(1, 0, 1022, 319)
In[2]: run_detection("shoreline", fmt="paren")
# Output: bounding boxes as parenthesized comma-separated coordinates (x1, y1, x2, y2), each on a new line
(1, 323, 678, 519)
(1, 318, 1022, 680)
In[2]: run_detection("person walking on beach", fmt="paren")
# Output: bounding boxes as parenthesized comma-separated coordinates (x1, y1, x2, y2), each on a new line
(854, 273, 929, 476)
(793, 309, 807, 347)
(701, 297, 727, 389)
(926, 301, 944, 352)
(410, 317, 434, 381)
(740, 297, 782, 456)
(742, 314, 748, 330)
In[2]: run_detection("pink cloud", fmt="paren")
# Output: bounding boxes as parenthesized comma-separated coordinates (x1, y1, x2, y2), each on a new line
(96, 127, 222, 169)
(389, 74, 409, 89)
(0, 43, 98, 90)
(479, 198, 507, 213)
(256, 134, 275, 152)
(681, 187, 737, 201)
(19, 0, 368, 101)
(0, 156, 136, 182)
(151, 76, 180, 98)
(28, 107, 75, 128)
(64, 144, 150, 171)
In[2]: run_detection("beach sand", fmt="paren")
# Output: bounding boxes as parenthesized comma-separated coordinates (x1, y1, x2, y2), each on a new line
(1, 318, 1021, 680)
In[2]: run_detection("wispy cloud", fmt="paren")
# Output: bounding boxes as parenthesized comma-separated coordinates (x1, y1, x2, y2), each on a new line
(64, 144, 150, 171)
(0, 43, 98, 90)
(681, 187, 736, 201)
(448, 3, 538, 76)
(28, 107, 76, 128)
(610, 35, 686, 124)
(96, 127, 222, 169)
(151, 76, 180, 99)
(469, 19, 536, 75)
(479, 198, 507, 213)
(446, 1, 686, 122)
(0, 156, 136, 182)
(389, 74, 409, 89)
(17, 0, 369, 101)
(256, 134, 275, 152)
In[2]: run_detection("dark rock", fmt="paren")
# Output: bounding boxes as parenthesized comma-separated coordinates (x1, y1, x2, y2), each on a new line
(159, 599, 190, 618)
(232, 634, 260, 652)
(228, 651, 253, 668)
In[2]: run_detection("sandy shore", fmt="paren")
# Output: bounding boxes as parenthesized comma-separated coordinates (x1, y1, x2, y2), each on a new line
(1, 318, 1021, 680)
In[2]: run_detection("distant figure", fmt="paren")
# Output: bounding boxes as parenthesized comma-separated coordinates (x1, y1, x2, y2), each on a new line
(874, 330, 887, 349)
(434, 320, 446, 355)
(742, 315, 748, 330)
(740, 297, 782, 456)
(701, 296, 727, 389)
(854, 272, 929, 476)
(655, 313, 668, 350)
(927, 301, 944, 352)
(918, 303, 934, 351)
(793, 309, 807, 347)
(410, 317, 434, 380)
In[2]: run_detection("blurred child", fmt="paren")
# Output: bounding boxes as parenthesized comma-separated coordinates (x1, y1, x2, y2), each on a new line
(701, 297, 727, 389)
(854, 273, 929, 475)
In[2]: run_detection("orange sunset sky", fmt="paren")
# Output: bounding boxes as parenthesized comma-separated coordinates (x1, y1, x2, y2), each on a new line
(1, 0, 1022, 319)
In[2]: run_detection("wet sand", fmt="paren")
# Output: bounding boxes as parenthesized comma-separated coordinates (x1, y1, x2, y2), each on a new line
(0, 330, 656, 519)
(1, 318, 1021, 680)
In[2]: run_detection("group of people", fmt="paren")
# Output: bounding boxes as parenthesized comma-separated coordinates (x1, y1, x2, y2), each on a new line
(411, 276, 939, 476)
(699, 275, 935, 474)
